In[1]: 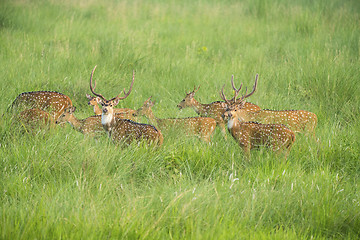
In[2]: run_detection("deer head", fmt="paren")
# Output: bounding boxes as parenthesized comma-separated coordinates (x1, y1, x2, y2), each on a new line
(134, 96, 155, 118)
(56, 106, 76, 125)
(177, 85, 200, 109)
(89, 65, 134, 129)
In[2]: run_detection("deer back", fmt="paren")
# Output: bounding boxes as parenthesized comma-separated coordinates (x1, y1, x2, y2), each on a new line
(111, 119, 163, 146)
(240, 109, 317, 134)
(113, 108, 138, 121)
(12, 91, 73, 121)
(79, 115, 105, 134)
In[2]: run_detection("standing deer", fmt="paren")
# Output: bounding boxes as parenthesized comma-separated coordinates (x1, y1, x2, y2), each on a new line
(134, 97, 217, 142)
(17, 108, 55, 131)
(230, 76, 317, 137)
(10, 91, 73, 121)
(221, 88, 295, 159)
(55, 106, 105, 136)
(177, 75, 260, 138)
(86, 94, 138, 121)
(89, 66, 163, 146)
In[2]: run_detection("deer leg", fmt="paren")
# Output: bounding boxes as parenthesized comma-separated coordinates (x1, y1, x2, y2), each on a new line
(240, 141, 251, 161)
(218, 121, 227, 140)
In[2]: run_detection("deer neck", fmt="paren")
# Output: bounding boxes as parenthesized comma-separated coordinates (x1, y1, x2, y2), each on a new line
(68, 115, 83, 132)
(190, 99, 208, 116)
(144, 110, 159, 126)
(228, 117, 242, 138)
(101, 112, 116, 133)
(93, 104, 102, 115)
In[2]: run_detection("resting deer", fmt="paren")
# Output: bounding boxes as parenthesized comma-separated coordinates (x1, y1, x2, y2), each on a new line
(177, 75, 260, 138)
(221, 87, 295, 159)
(89, 66, 163, 146)
(86, 94, 138, 121)
(17, 108, 55, 131)
(55, 106, 105, 136)
(134, 97, 217, 142)
(230, 76, 317, 137)
(10, 91, 73, 121)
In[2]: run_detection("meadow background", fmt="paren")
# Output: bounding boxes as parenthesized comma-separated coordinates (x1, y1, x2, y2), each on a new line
(1, 0, 360, 239)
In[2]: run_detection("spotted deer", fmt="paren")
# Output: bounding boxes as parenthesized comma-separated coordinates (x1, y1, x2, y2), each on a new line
(134, 97, 217, 142)
(89, 66, 163, 146)
(17, 108, 55, 131)
(86, 94, 138, 121)
(230, 76, 317, 137)
(221, 89, 295, 159)
(177, 86, 228, 138)
(10, 91, 73, 121)
(55, 106, 105, 136)
(177, 75, 260, 138)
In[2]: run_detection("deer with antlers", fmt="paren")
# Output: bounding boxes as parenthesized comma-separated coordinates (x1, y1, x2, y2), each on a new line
(86, 94, 138, 121)
(55, 106, 105, 136)
(89, 66, 163, 146)
(10, 91, 73, 121)
(230, 76, 317, 137)
(134, 97, 217, 142)
(220, 82, 295, 159)
(177, 75, 260, 138)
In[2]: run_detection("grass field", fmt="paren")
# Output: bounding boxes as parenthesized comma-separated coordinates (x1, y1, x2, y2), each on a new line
(1, 0, 360, 239)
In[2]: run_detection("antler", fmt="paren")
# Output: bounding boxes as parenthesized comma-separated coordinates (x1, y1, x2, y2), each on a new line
(89, 66, 135, 102)
(89, 65, 106, 101)
(187, 85, 200, 95)
(230, 75, 242, 103)
(220, 84, 231, 105)
(237, 74, 258, 102)
(109, 70, 135, 101)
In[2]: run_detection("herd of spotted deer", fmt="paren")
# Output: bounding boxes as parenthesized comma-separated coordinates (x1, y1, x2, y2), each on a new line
(9, 66, 317, 159)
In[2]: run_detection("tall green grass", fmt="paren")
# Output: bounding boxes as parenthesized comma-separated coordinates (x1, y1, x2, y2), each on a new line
(1, 0, 359, 239)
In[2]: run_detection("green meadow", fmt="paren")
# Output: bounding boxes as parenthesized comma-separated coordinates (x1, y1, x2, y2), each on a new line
(1, 0, 359, 238)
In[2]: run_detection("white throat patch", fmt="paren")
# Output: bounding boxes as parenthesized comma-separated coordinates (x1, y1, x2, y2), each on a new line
(101, 113, 113, 126)
(227, 118, 235, 129)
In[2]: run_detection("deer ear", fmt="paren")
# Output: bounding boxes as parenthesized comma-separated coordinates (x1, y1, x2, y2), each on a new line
(113, 99, 120, 106)
(95, 97, 101, 103)
(86, 94, 92, 100)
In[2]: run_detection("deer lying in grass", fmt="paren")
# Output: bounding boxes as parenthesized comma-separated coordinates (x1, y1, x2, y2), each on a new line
(221, 85, 295, 159)
(86, 94, 138, 121)
(177, 75, 260, 138)
(55, 106, 105, 136)
(10, 91, 73, 121)
(230, 76, 317, 137)
(89, 66, 163, 146)
(17, 108, 55, 131)
(134, 97, 217, 142)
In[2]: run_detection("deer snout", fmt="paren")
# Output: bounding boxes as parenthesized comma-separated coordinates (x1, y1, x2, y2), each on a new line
(177, 104, 183, 110)
(102, 108, 108, 114)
